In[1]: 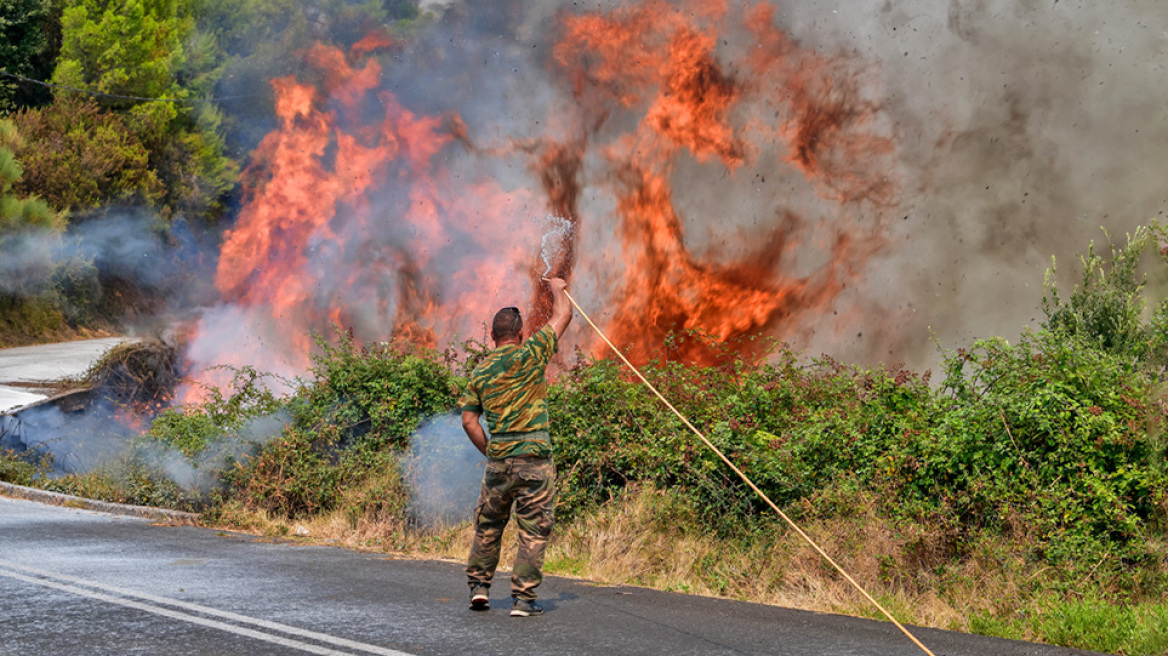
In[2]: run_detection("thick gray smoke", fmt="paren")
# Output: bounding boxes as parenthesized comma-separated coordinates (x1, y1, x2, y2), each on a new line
(767, 0, 1168, 369)
(400, 413, 483, 528)
(185, 0, 1168, 382)
(0, 399, 134, 474)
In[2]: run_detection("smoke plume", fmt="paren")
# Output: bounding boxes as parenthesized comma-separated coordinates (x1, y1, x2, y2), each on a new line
(171, 0, 1168, 384)
(400, 413, 482, 528)
(1, 398, 291, 492)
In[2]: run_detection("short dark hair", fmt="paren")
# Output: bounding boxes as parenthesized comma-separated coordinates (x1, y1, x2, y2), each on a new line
(491, 306, 522, 341)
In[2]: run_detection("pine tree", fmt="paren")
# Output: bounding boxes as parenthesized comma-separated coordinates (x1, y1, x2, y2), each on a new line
(0, 119, 61, 232)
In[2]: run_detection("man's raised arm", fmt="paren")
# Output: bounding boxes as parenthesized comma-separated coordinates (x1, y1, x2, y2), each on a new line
(546, 278, 573, 339)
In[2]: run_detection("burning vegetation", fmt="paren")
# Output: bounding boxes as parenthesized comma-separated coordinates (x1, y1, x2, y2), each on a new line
(5, 1, 1168, 652)
(186, 0, 898, 390)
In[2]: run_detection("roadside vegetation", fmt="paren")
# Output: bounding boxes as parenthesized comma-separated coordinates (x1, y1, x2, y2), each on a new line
(0, 0, 425, 346)
(2, 1, 1168, 653)
(6, 226, 1168, 654)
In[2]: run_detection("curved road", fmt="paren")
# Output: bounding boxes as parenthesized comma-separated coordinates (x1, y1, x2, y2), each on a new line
(0, 337, 128, 413)
(0, 496, 1104, 656)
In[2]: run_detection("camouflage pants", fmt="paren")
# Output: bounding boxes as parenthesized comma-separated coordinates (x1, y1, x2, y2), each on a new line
(466, 456, 556, 601)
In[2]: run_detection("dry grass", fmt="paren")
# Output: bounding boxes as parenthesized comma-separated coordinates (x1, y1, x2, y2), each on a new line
(0, 324, 115, 350)
(542, 485, 1056, 636)
(205, 482, 1060, 640)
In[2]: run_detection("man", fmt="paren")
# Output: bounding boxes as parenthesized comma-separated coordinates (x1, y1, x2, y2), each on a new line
(458, 277, 573, 617)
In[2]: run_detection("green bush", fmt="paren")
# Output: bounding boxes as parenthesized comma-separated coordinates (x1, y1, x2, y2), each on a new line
(548, 343, 937, 532)
(10, 98, 163, 211)
(547, 318, 1168, 579)
(0, 449, 48, 485)
(223, 332, 459, 517)
(145, 365, 284, 457)
(932, 332, 1165, 535)
(303, 331, 459, 449)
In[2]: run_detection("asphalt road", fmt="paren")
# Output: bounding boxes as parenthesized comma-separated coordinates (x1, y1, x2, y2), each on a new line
(0, 496, 1106, 656)
(0, 337, 128, 413)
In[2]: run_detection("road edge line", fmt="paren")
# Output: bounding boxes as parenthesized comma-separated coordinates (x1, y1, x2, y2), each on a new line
(0, 480, 199, 523)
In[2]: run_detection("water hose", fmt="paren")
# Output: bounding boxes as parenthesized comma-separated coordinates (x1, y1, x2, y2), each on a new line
(557, 286, 936, 656)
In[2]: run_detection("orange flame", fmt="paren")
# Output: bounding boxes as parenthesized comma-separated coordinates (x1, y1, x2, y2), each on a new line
(190, 39, 538, 393)
(184, 0, 897, 391)
(550, 0, 896, 365)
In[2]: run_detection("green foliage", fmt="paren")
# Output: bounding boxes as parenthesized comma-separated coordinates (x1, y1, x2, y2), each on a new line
(931, 332, 1166, 567)
(0, 294, 66, 342)
(0, 448, 49, 484)
(304, 331, 459, 448)
(144, 365, 284, 457)
(53, 0, 191, 102)
(224, 422, 343, 517)
(555, 325, 1168, 571)
(968, 612, 1024, 641)
(1036, 596, 1168, 656)
(0, 0, 60, 110)
(0, 118, 70, 342)
(1043, 227, 1156, 358)
(10, 97, 162, 211)
(49, 0, 237, 221)
(0, 118, 62, 230)
(223, 332, 458, 517)
(548, 345, 937, 532)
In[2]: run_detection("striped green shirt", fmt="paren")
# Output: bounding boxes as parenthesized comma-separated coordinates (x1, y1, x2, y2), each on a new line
(459, 325, 558, 459)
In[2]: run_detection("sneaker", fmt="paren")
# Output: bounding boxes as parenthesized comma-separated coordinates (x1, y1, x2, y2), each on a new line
(469, 584, 490, 610)
(510, 597, 543, 617)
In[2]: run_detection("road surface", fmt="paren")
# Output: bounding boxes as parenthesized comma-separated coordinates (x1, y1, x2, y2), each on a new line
(0, 337, 128, 413)
(0, 495, 1105, 656)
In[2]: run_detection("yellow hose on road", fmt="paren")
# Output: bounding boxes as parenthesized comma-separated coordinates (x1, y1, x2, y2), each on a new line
(559, 287, 936, 656)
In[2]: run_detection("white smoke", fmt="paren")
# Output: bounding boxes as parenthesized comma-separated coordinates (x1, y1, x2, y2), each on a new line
(400, 413, 483, 528)
(2, 399, 134, 474)
(143, 408, 293, 494)
(1, 395, 292, 496)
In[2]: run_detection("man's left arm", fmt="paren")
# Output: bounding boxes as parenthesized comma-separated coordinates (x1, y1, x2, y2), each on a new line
(462, 410, 488, 456)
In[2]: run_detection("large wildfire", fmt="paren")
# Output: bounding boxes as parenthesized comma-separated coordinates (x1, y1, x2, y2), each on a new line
(186, 0, 898, 390)
(10, 0, 1167, 482)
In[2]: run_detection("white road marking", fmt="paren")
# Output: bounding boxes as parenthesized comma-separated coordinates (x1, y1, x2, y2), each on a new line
(0, 559, 413, 656)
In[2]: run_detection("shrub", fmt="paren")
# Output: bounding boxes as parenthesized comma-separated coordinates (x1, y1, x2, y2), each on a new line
(145, 365, 284, 458)
(303, 331, 459, 449)
(10, 98, 163, 211)
(922, 332, 1168, 568)
(0, 449, 48, 485)
(223, 332, 459, 518)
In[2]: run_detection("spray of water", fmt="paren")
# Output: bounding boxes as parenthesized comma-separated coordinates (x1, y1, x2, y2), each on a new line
(538, 214, 573, 278)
